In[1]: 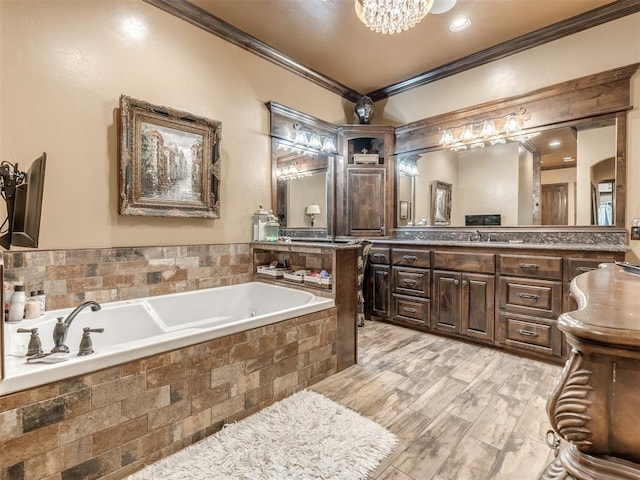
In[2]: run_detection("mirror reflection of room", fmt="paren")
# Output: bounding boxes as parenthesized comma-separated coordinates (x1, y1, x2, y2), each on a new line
(397, 119, 616, 227)
(275, 142, 329, 229)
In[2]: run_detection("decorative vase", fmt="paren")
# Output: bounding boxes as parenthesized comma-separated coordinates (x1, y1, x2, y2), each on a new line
(354, 95, 374, 124)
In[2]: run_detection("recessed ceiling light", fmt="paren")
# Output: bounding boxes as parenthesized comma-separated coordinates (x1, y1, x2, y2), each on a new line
(449, 18, 471, 32)
(549, 140, 561, 147)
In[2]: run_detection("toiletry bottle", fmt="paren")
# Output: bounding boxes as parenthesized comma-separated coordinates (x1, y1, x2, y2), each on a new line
(8, 284, 26, 323)
(37, 289, 46, 314)
(24, 295, 41, 319)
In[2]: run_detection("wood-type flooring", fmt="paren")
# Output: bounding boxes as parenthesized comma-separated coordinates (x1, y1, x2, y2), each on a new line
(311, 320, 561, 480)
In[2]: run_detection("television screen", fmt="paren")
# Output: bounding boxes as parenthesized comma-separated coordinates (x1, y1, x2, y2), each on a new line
(0, 153, 46, 249)
(465, 214, 501, 226)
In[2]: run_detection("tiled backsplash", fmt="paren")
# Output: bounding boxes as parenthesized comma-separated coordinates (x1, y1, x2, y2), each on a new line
(3, 244, 252, 311)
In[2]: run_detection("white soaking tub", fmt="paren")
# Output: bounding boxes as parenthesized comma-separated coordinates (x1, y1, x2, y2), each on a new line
(1, 282, 334, 396)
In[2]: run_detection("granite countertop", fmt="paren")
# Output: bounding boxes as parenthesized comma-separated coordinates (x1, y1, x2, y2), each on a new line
(369, 239, 629, 252)
(251, 241, 360, 250)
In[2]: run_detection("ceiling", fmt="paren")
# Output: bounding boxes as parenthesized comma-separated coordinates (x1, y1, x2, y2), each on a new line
(150, 0, 637, 101)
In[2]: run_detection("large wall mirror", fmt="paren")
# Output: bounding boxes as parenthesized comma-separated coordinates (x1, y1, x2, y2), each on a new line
(394, 64, 637, 230)
(268, 101, 338, 239)
(396, 117, 619, 227)
(273, 139, 333, 234)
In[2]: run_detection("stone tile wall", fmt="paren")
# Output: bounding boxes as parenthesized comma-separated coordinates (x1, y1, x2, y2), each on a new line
(3, 244, 252, 311)
(0, 307, 338, 479)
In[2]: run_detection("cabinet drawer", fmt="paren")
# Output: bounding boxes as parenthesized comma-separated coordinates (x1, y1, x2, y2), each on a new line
(369, 247, 390, 265)
(392, 248, 430, 268)
(432, 251, 495, 274)
(566, 258, 605, 282)
(499, 277, 561, 318)
(393, 294, 430, 326)
(393, 266, 430, 297)
(497, 311, 561, 357)
(499, 254, 562, 280)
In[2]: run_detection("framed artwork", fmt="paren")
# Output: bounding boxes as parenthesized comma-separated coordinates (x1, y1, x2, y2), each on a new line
(431, 180, 452, 226)
(399, 200, 410, 220)
(119, 95, 222, 218)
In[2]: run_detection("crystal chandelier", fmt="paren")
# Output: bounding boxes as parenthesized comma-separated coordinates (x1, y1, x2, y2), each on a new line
(355, 0, 435, 35)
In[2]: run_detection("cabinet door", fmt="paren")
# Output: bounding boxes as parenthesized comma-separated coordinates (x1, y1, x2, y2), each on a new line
(432, 270, 461, 333)
(460, 273, 495, 342)
(346, 168, 386, 236)
(370, 264, 391, 318)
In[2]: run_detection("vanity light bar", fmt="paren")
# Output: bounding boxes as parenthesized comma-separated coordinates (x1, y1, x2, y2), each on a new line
(440, 108, 530, 151)
(291, 123, 337, 154)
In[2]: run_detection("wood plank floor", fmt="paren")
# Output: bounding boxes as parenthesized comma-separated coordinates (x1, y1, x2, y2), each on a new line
(310, 320, 561, 480)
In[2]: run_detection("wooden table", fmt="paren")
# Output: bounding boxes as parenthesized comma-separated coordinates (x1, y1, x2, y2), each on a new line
(540, 263, 640, 479)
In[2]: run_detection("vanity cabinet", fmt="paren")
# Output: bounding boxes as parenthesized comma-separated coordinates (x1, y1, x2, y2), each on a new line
(392, 248, 431, 328)
(497, 254, 563, 358)
(365, 241, 625, 364)
(368, 247, 391, 319)
(336, 125, 395, 238)
(432, 251, 495, 342)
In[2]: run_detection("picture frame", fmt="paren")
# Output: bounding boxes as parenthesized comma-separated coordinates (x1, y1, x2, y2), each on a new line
(119, 95, 222, 218)
(399, 200, 410, 220)
(431, 180, 452, 226)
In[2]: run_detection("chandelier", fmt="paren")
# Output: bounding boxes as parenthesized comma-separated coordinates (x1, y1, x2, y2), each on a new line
(355, 0, 435, 34)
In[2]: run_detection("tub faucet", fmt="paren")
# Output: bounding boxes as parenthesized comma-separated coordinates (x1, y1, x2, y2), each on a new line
(52, 301, 101, 353)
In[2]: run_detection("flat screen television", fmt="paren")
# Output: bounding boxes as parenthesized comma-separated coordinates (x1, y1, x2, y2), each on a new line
(465, 214, 501, 226)
(0, 153, 47, 249)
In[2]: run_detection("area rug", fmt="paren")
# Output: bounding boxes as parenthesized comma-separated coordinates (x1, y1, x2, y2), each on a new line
(128, 390, 398, 480)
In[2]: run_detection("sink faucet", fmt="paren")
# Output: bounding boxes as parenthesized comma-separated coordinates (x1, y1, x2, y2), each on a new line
(52, 301, 101, 353)
(476, 229, 484, 242)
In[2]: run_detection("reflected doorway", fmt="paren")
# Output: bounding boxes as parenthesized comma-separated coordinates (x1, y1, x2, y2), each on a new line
(541, 183, 568, 225)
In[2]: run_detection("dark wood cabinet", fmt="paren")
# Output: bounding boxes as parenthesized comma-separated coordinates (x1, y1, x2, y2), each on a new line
(336, 125, 394, 238)
(346, 168, 386, 236)
(433, 270, 494, 341)
(370, 264, 391, 318)
(461, 272, 495, 342)
(432, 270, 462, 333)
(365, 242, 624, 364)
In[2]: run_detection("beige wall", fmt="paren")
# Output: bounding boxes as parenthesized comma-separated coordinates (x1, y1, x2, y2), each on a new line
(0, 1, 346, 249)
(381, 12, 640, 259)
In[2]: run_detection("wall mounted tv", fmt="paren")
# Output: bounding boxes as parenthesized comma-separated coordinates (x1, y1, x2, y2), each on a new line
(0, 153, 47, 249)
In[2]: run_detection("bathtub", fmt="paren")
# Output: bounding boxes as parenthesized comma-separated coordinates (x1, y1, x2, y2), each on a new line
(1, 282, 334, 396)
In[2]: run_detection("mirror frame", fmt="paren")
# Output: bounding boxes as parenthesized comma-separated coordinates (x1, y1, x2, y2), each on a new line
(394, 64, 639, 229)
(267, 101, 338, 240)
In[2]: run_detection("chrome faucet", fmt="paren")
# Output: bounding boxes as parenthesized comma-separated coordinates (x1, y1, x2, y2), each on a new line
(52, 301, 101, 353)
(475, 229, 484, 242)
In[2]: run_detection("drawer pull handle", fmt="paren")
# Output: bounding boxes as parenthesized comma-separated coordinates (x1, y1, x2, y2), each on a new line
(576, 266, 596, 273)
(517, 293, 540, 300)
(373, 253, 386, 259)
(519, 263, 539, 269)
(403, 279, 417, 285)
(518, 329, 539, 338)
(403, 307, 417, 313)
(403, 255, 418, 261)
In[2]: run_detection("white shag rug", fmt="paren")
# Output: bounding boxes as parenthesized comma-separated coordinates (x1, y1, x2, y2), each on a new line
(128, 390, 398, 480)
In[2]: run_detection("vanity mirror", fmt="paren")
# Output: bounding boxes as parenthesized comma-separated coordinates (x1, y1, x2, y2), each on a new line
(394, 64, 637, 230)
(397, 117, 618, 227)
(274, 140, 332, 232)
(268, 101, 338, 239)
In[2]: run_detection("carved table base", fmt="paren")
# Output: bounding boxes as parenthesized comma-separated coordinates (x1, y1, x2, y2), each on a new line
(540, 444, 640, 480)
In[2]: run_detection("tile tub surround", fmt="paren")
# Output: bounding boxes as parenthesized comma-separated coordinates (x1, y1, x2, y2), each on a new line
(3, 244, 252, 311)
(0, 307, 338, 480)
